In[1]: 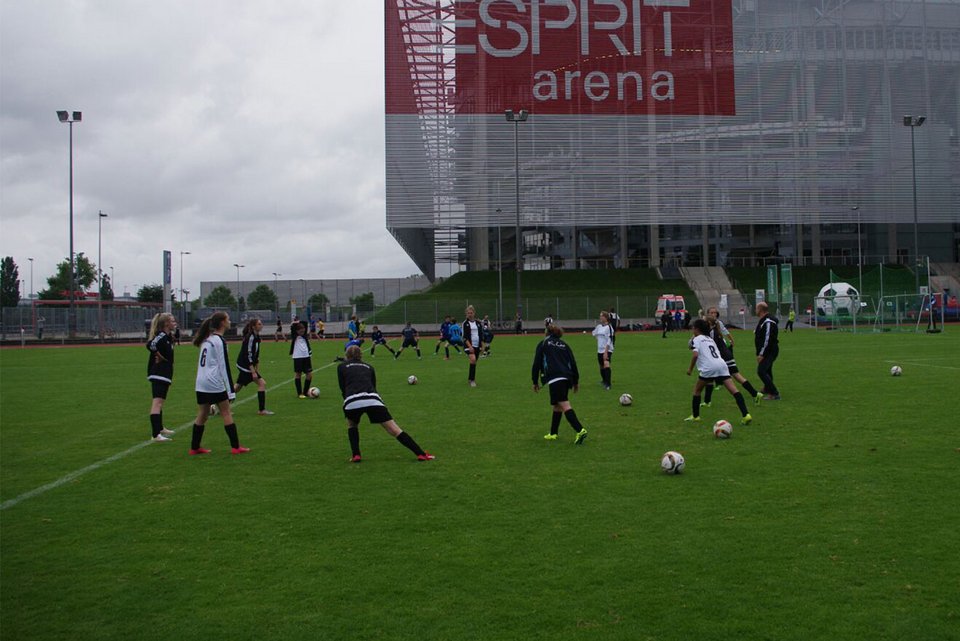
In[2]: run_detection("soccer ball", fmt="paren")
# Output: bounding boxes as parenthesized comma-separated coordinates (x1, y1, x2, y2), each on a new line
(209, 404, 219, 415)
(408, 375, 418, 385)
(713, 419, 733, 439)
(661, 451, 685, 474)
(308, 386, 321, 398)
(619, 393, 633, 406)
(816, 281, 860, 316)
(890, 365, 902, 377)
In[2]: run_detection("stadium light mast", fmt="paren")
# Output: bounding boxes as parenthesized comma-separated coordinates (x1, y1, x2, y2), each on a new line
(180, 251, 191, 327)
(57, 110, 81, 337)
(496, 208, 503, 323)
(233, 263, 244, 317)
(903, 115, 925, 294)
(27, 257, 34, 300)
(505, 109, 528, 318)
(97, 211, 108, 342)
(272, 272, 282, 314)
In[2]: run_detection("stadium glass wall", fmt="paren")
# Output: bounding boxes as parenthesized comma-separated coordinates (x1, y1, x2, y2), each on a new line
(385, 0, 960, 280)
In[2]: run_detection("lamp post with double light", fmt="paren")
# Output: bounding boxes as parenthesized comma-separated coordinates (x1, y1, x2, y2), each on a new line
(505, 109, 528, 318)
(57, 110, 82, 336)
(272, 272, 282, 315)
(903, 115, 925, 294)
(97, 211, 108, 341)
(233, 263, 244, 318)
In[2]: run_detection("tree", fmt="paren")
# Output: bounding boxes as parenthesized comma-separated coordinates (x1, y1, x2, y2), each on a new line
(308, 292, 329, 309)
(38, 253, 97, 300)
(137, 284, 163, 303)
(350, 291, 375, 313)
(100, 274, 115, 301)
(204, 285, 237, 308)
(1, 257, 20, 308)
(247, 284, 278, 311)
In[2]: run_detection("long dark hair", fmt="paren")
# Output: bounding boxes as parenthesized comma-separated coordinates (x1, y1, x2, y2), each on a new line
(193, 312, 229, 347)
(242, 318, 261, 338)
(289, 321, 310, 355)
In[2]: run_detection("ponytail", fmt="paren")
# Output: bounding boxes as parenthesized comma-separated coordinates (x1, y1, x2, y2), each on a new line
(242, 318, 260, 338)
(193, 311, 228, 347)
(148, 313, 174, 341)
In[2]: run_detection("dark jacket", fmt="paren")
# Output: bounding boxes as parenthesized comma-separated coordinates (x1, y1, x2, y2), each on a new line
(147, 331, 175, 383)
(754, 315, 780, 358)
(532, 335, 580, 386)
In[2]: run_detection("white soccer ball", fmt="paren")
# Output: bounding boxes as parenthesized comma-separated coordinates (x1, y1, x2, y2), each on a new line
(661, 451, 685, 475)
(713, 419, 733, 439)
(890, 365, 902, 377)
(407, 375, 418, 385)
(308, 386, 321, 398)
(209, 404, 219, 415)
(619, 393, 633, 406)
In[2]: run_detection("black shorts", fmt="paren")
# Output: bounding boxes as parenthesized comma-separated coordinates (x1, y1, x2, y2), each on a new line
(374, 338, 388, 346)
(150, 380, 170, 399)
(197, 390, 229, 405)
(293, 357, 313, 373)
(344, 404, 393, 424)
(699, 375, 730, 385)
(236, 369, 257, 387)
(402, 338, 418, 348)
(597, 352, 613, 367)
(548, 379, 571, 405)
(725, 360, 740, 375)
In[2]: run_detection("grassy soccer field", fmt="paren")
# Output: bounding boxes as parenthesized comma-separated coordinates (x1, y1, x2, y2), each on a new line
(1, 329, 958, 641)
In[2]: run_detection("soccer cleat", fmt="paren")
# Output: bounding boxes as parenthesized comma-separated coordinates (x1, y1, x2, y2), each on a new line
(543, 433, 558, 441)
(349, 454, 362, 463)
(469, 381, 477, 387)
(257, 410, 275, 416)
(603, 385, 611, 391)
(740, 414, 753, 425)
(417, 453, 436, 461)
(700, 401, 712, 408)
(231, 447, 251, 455)
(189, 448, 212, 455)
(755, 392, 763, 405)
(764, 394, 781, 401)
(683, 415, 701, 422)
(298, 395, 307, 399)
(574, 429, 588, 445)
(152, 434, 172, 442)
(159, 428, 175, 436)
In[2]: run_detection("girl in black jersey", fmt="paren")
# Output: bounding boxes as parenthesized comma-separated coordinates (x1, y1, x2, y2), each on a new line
(146, 312, 178, 442)
(235, 318, 274, 415)
(532, 324, 589, 444)
(190, 312, 249, 455)
(337, 345, 434, 463)
(289, 321, 313, 398)
(463, 305, 483, 387)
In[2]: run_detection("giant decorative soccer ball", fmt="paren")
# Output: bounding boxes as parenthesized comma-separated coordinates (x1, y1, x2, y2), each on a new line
(619, 393, 633, 406)
(816, 282, 861, 316)
(713, 419, 733, 439)
(661, 451, 685, 474)
(209, 404, 219, 415)
(407, 375, 418, 385)
(890, 365, 902, 377)
(308, 386, 321, 398)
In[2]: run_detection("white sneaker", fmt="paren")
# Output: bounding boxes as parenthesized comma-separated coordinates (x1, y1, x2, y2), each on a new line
(152, 434, 172, 442)
(160, 428, 175, 436)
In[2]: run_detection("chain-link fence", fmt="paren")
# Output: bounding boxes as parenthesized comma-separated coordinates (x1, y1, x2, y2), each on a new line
(1, 304, 163, 341)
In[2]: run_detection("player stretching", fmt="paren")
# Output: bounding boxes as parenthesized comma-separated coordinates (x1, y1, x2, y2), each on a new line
(532, 324, 589, 445)
(190, 312, 250, 455)
(684, 319, 752, 425)
(146, 313, 178, 442)
(700, 307, 762, 407)
(235, 318, 274, 415)
(370, 325, 397, 357)
(338, 345, 434, 463)
(290, 321, 314, 398)
(394, 322, 422, 359)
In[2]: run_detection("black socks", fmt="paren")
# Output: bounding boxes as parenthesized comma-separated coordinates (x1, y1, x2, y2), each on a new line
(295, 378, 303, 396)
(692, 395, 701, 418)
(348, 426, 361, 457)
(150, 413, 163, 438)
(564, 409, 583, 432)
(742, 380, 759, 398)
(191, 424, 205, 450)
(224, 423, 240, 449)
(257, 391, 266, 412)
(468, 364, 476, 382)
(734, 392, 748, 417)
(396, 431, 425, 456)
(704, 384, 714, 404)
(550, 411, 562, 435)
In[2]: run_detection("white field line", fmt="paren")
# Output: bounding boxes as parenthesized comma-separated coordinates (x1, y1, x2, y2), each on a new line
(884, 359, 960, 371)
(1, 355, 350, 512)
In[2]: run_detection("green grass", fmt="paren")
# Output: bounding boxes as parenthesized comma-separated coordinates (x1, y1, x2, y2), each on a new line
(2, 330, 959, 641)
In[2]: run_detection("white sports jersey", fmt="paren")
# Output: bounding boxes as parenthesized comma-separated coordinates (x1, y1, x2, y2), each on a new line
(195, 334, 235, 398)
(690, 334, 730, 378)
(291, 336, 310, 359)
(463, 319, 481, 346)
(592, 323, 614, 354)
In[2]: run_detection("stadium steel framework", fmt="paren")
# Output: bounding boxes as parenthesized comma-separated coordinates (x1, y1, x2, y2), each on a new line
(386, 0, 960, 281)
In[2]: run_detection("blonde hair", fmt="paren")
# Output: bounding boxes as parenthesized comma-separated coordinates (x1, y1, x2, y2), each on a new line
(148, 313, 175, 341)
(465, 305, 475, 316)
(345, 345, 363, 361)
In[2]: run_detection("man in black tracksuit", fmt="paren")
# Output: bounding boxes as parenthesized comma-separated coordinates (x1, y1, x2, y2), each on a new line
(754, 302, 781, 400)
(531, 324, 588, 445)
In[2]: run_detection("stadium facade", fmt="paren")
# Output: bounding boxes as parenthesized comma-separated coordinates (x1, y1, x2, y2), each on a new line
(385, 0, 960, 281)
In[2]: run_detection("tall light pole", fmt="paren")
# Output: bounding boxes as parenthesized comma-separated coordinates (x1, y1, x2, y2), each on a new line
(299, 279, 306, 316)
(109, 266, 114, 295)
(851, 206, 862, 297)
(496, 208, 503, 323)
(272, 272, 282, 315)
(233, 263, 244, 317)
(505, 109, 528, 318)
(97, 211, 108, 342)
(57, 110, 81, 336)
(179, 251, 191, 326)
(903, 115, 925, 294)
(27, 258, 34, 300)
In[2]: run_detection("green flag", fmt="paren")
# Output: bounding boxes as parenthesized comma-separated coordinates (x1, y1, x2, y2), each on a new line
(780, 264, 793, 304)
(767, 265, 779, 305)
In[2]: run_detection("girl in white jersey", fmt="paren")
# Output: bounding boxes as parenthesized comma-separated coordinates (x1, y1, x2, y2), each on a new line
(462, 305, 483, 387)
(190, 312, 250, 455)
(591, 311, 614, 390)
(684, 318, 752, 425)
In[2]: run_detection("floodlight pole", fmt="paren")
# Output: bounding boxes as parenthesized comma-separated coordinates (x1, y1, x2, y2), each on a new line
(180, 251, 191, 327)
(496, 208, 503, 323)
(505, 109, 529, 319)
(98, 211, 108, 342)
(903, 115, 925, 294)
(28, 257, 34, 300)
(272, 272, 282, 314)
(233, 263, 244, 317)
(57, 110, 81, 337)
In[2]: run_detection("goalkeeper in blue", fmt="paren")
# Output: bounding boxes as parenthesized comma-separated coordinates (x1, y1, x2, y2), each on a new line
(531, 324, 588, 445)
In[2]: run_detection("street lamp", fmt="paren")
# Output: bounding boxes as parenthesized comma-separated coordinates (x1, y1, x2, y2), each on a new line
(505, 109, 528, 318)
(272, 272, 282, 315)
(27, 257, 34, 300)
(903, 115, 925, 293)
(57, 110, 82, 336)
(851, 206, 862, 297)
(495, 208, 503, 322)
(109, 266, 114, 295)
(233, 263, 244, 317)
(97, 211, 108, 342)
(179, 251, 191, 326)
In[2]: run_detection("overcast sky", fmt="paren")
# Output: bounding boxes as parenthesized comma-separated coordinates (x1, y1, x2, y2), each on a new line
(0, 0, 421, 300)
